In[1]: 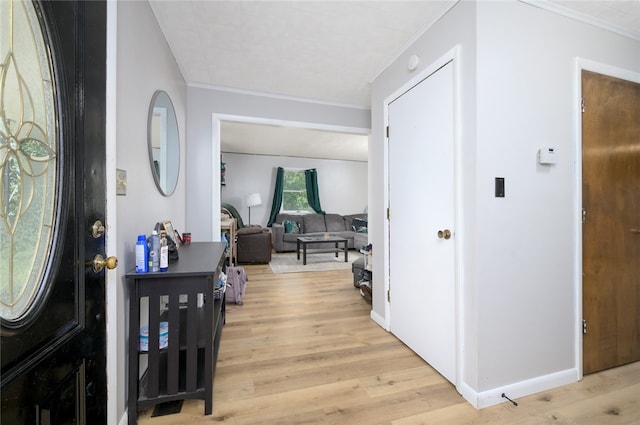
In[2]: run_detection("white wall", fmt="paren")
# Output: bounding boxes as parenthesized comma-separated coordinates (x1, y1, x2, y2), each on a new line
(371, 0, 640, 409)
(474, 0, 639, 398)
(221, 153, 368, 226)
(113, 2, 187, 422)
(186, 86, 371, 242)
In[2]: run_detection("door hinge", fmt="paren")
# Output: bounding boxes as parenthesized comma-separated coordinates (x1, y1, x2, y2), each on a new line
(386, 126, 390, 138)
(582, 208, 586, 224)
(387, 289, 391, 302)
(387, 207, 390, 220)
(583, 319, 587, 334)
(581, 98, 585, 113)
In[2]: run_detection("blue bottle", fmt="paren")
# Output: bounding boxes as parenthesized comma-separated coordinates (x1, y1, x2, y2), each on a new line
(135, 234, 148, 273)
(149, 230, 160, 272)
(221, 232, 229, 252)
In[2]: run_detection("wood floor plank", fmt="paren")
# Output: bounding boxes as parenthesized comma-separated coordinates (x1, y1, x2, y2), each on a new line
(360, 366, 448, 398)
(137, 259, 640, 425)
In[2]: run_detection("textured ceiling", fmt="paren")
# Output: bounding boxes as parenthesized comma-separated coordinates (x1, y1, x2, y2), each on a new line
(547, 0, 639, 39)
(150, 0, 639, 108)
(149, 0, 639, 161)
(150, 0, 458, 108)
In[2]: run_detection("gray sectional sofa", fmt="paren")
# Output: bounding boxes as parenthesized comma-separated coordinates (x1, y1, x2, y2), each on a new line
(271, 213, 368, 253)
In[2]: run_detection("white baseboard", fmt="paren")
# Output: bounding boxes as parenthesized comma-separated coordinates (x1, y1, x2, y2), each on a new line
(458, 381, 479, 407)
(370, 310, 388, 330)
(461, 368, 579, 409)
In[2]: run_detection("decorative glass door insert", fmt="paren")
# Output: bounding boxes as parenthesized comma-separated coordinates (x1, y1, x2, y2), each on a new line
(1, 0, 58, 323)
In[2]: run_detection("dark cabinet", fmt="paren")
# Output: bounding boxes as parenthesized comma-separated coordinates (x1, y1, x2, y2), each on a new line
(126, 242, 226, 424)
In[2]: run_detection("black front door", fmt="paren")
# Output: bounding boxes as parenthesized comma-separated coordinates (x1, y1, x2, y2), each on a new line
(1, 1, 108, 423)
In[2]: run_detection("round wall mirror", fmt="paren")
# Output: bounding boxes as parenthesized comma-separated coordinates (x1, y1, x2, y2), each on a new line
(147, 90, 180, 196)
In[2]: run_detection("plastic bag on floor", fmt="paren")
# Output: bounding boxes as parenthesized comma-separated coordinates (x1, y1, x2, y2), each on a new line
(226, 266, 247, 304)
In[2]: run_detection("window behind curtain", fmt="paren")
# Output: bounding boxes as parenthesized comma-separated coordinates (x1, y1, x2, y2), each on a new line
(282, 169, 312, 213)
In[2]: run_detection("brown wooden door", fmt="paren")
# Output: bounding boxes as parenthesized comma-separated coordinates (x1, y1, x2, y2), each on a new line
(582, 70, 640, 375)
(1, 1, 108, 423)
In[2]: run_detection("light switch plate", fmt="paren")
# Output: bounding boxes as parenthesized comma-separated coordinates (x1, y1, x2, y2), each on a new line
(495, 177, 505, 198)
(116, 169, 127, 196)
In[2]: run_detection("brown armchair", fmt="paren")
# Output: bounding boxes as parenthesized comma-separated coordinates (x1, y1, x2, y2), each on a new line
(237, 227, 272, 264)
(221, 203, 272, 264)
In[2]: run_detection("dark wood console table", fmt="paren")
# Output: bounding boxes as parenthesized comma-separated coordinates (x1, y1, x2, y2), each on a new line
(126, 242, 226, 424)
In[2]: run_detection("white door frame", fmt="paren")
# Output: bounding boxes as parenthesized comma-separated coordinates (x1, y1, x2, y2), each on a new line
(105, 2, 119, 423)
(382, 45, 464, 388)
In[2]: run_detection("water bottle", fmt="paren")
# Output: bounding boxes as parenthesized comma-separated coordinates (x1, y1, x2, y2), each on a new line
(149, 230, 160, 272)
(221, 232, 229, 253)
(135, 234, 148, 273)
(160, 231, 169, 272)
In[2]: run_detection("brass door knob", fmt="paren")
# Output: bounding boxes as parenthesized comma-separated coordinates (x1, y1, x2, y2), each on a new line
(437, 229, 452, 240)
(92, 254, 118, 273)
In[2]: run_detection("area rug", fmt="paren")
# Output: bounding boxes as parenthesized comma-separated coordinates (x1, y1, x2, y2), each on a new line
(269, 251, 360, 274)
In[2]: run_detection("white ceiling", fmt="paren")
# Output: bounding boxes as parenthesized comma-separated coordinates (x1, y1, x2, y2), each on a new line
(149, 0, 639, 161)
(150, 0, 459, 108)
(220, 120, 369, 161)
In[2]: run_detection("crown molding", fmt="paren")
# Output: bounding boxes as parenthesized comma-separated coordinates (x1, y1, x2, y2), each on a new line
(521, 0, 640, 41)
(187, 82, 371, 111)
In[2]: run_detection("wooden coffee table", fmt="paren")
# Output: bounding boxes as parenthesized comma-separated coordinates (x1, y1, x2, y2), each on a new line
(296, 236, 348, 265)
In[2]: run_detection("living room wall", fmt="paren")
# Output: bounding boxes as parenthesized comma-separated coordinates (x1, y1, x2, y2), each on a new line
(186, 86, 370, 242)
(221, 152, 368, 226)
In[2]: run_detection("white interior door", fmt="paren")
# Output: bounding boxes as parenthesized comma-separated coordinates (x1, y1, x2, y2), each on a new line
(388, 61, 456, 383)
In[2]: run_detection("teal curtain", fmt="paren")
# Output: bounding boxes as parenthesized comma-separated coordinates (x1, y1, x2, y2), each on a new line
(267, 167, 284, 226)
(305, 168, 325, 214)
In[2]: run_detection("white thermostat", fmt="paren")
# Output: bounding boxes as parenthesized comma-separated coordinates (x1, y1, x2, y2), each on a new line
(538, 147, 557, 165)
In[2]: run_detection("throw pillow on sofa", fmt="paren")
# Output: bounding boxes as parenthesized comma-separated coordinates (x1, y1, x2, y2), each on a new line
(352, 217, 368, 233)
(283, 220, 300, 234)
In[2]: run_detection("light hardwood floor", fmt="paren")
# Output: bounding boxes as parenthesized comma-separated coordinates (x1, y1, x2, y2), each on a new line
(138, 263, 640, 425)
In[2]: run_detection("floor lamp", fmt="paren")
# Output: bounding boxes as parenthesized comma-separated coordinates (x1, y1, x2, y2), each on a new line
(246, 193, 262, 225)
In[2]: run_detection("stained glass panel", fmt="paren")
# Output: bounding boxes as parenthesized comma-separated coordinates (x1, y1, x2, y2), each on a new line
(0, 0, 58, 322)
